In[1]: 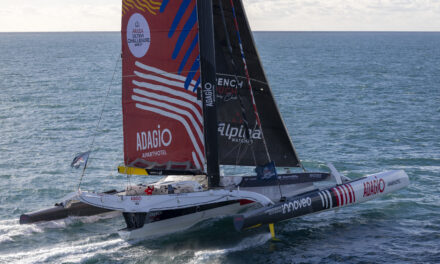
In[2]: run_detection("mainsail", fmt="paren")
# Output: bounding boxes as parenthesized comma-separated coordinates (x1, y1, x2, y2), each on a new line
(122, 0, 205, 172)
(121, 0, 301, 175)
(212, 0, 301, 167)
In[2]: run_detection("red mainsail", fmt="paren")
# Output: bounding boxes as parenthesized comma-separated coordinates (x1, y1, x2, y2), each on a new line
(122, 0, 204, 171)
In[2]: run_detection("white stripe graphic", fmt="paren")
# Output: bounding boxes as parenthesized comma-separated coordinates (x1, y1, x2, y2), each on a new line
(192, 152, 201, 170)
(344, 185, 351, 204)
(323, 191, 329, 208)
(133, 80, 197, 103)
(348, 183, 356, 202)
(323, 191, 330, 208)
(135, 61, 197, 87)
(133, 88, 203, 125)
(318, 192, 325, 208)
(135, 103, 205, 166)
(134, 70, 193, 90)
(325, 190, 333, 208)
(132, 95, 204, 144)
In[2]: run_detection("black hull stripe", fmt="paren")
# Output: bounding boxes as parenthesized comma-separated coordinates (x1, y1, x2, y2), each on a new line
(123, 200, 240, 230)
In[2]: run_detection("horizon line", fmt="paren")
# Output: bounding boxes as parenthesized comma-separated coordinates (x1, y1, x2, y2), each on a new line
(1, 30, 440, 33)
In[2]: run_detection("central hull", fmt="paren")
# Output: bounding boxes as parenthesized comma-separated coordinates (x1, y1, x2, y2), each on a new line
(119, 201, 253, 240)
(78, 171, 408, 241)
(79, 173, 331, 240)
(114, 174, 330, 240)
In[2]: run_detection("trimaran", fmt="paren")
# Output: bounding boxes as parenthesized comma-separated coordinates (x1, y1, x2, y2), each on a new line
(20, 0, 409, 241)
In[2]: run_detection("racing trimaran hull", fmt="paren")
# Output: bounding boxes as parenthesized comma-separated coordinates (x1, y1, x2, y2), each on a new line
(78, 170, 408, 240)
(21, 0, 410, 242)
(19, 190, 118, 224)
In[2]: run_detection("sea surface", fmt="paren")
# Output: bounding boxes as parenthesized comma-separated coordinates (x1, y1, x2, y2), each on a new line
(0, 32, 439, 263)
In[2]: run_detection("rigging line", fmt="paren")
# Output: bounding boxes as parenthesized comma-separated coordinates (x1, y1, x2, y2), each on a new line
(78, 55, 121, 190)
(235, 143, 242, 167)
(249, 123, 258, 165)
(218, 0, 257, 167)
(227, 0, 283, 198)
(228, 0, 271, 163)
(126, 172, 132, 190)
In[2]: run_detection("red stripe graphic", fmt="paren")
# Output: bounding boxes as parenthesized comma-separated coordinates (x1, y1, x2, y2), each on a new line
(336, 186, 345, 206)
(343, 185, 352, 204)
(340, 185, 348, 204)
(332, 188, 340, 206)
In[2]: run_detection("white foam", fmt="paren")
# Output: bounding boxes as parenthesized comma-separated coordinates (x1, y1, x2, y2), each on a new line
(0, 236, 129, 264)
(191, 233, 271, 263)
(0, 219, 44, 243)
(0, 211, 121, 244)
(62, 211, 122, 225)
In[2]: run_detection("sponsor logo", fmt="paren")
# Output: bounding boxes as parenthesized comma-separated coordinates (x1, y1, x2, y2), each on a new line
(282, 197, 312, 214)
(256, 161, 277, 180)
(261, 167, 275, 179)
(148, 211, 162, 217)
(387, 179, 401, 186)
(136, 125, 172, 154)
(310, 174, 323, 179)
(203, 82, 215, 107)
(217, 123, 262, 143)
(283, 175, 299, 180)
(216, 77, 243, 101)
(141, 150, 167, 158)
(131, 196, 142, 205)
(363, 176, 385, 197)
(217, 77, 244, 88)
(127, 13, 151, 58)
(265, 206, 283, 215)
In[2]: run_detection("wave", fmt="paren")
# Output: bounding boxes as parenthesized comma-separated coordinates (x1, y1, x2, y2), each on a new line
(0, 211, 121, 243)
(0, 236, 128, 264)
(191, 233, 271, 263)
(0, 219, 44, 243)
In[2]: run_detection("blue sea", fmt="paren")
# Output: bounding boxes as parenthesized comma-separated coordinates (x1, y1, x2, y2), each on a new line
(0, 32, 439, 263)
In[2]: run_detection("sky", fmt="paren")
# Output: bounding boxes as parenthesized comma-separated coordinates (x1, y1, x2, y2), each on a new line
(0, 0, 439, 32)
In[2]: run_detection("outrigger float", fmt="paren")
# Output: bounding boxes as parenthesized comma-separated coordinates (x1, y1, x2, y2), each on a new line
(19, 190, 118, 224)
(233, 170, 409, 234)
(21, 0, 409, 241)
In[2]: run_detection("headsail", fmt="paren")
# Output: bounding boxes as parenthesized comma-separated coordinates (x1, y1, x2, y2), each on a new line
(212, 0, 301, 167)
(122, 0, 204, 172)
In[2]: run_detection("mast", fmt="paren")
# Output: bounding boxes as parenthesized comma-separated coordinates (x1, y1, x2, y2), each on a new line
(197, 0, 220, 187)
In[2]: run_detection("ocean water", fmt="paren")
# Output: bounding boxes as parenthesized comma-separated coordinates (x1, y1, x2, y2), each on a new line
(0, 31, 439, 263)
